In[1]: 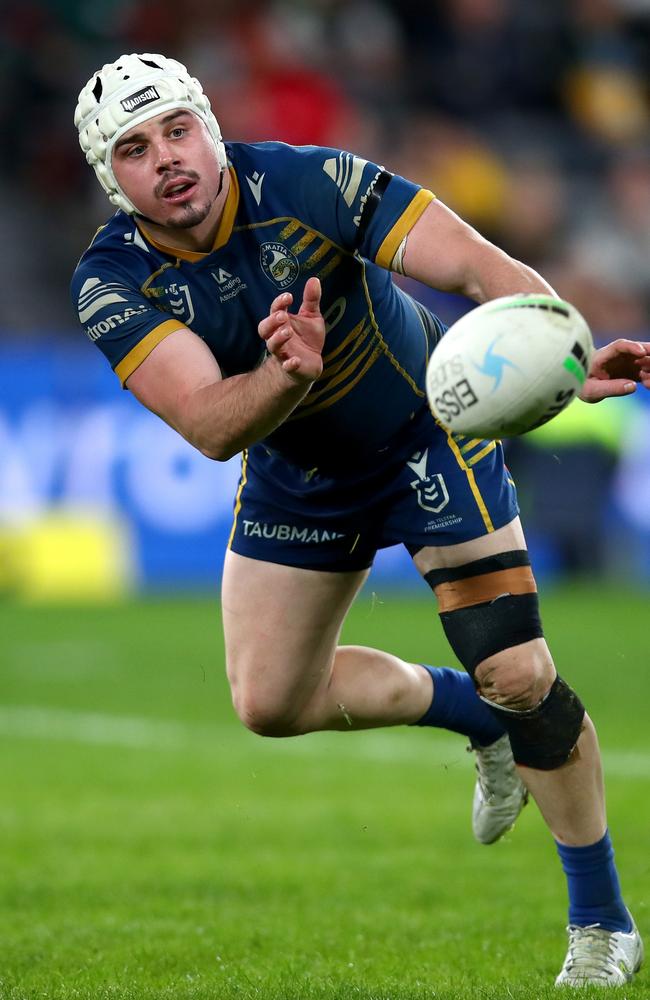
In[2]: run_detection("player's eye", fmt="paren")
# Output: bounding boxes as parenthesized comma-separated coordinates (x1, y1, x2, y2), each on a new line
(170, 126, 186, 139)
(126, 143, 146, 158)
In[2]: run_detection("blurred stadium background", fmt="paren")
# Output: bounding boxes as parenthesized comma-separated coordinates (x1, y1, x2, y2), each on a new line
(2, 0, 650, 600)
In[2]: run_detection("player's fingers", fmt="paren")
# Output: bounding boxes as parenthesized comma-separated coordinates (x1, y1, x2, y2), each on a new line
(583, 379, 637, 403)
(258, 311, 288, 340)
(265, 327, 292, 353)
(624, 339, 650, 355)
(603, 338, 648, 361)
(299, 276, 322, 316)
(269, 291, 293, 315)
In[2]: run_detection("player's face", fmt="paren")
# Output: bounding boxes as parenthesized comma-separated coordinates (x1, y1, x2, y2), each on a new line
(112, 110, 223, 231)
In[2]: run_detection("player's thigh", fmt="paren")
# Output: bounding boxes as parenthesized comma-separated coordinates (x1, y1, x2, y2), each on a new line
(221, 549, 368, 709)
(411, 515, 527, 573)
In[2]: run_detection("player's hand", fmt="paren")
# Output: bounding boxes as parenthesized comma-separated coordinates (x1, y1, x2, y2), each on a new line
(258, 277, 325, 384)
(580, 339, 650, 403)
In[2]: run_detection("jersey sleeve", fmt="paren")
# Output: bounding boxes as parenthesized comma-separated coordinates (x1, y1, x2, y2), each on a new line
(284, 144, 435, 268)
(70, 252, 185, 386)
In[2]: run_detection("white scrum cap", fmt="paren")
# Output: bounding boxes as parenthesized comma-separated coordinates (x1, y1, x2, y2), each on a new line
(75, 53, 226, 215)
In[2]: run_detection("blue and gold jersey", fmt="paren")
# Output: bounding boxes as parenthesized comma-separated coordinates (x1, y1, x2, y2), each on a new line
(71, 141, 445, 470)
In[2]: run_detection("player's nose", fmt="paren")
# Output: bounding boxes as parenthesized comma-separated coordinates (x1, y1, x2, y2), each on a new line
(154, 141, 181, 171)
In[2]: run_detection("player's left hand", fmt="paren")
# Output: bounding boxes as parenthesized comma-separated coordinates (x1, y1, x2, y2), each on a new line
(580, 339, 650, 403)
(258, 277, 325, 385)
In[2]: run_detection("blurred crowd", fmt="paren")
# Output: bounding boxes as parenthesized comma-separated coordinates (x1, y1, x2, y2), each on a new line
(1, 0, 650, 336)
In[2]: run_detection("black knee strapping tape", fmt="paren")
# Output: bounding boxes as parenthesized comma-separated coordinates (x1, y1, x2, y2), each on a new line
(487, 675, 586, 770)
(424, 550, 531, 588)
(440, 592, 544, 675)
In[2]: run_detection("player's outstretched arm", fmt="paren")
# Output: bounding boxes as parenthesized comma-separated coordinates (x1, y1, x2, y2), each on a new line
(126, 278, 325, 460)
(400, 200, 556, 301)
(580, 339, 650, 403)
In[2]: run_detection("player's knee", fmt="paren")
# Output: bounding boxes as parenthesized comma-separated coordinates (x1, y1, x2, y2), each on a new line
(428, 551, 586, 769)
(474, 653, 587, 770)
(226, 658, 300, 736)
(475, 645, 555, 711)
(231, 687, 301, 737)
(488, 674, 586, 770)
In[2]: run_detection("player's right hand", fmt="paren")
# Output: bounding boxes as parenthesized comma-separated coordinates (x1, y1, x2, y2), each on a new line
(580, 338, 650, 403)
(258, 277, 325, 385)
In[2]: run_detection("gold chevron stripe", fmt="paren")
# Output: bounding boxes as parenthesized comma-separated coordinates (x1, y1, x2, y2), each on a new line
(322, 317, 367, 364)
(467, 441, 497, 466)
(290, 347, 382, 419)
(319, 327, 372, 381)
(279, 220, 301, 240)
(292, 231, 318, 255)
(460, 438, 483, 454)
(317, 253, 342, 281)
(300, 337, 377, 404)
(304, 241, 332, 269)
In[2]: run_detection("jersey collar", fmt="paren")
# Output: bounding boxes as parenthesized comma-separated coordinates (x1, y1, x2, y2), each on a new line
(135, 166, 240, 262)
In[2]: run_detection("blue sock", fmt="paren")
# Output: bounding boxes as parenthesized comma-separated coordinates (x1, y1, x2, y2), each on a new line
(412, 665, 505, 747)
(555, 830, 631, 932)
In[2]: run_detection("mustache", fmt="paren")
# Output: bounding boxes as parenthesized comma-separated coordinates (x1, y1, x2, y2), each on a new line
(154, 169, 200, 198)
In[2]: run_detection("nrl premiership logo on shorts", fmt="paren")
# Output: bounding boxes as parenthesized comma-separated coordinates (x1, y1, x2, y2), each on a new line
(121, 86, 160, 113)
(260, 242, 299, 289)
(407, 449, 450, 513)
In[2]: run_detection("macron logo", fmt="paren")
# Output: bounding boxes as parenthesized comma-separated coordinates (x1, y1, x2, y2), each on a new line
(121, 86, 160, 113)
(246, 171, 265, 206)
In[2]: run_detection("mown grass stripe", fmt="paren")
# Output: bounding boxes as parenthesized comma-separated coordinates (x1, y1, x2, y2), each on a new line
(1, 705, 649, 776)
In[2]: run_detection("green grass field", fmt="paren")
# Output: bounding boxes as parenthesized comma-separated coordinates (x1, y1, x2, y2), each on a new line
(1, 583, 648, 1000)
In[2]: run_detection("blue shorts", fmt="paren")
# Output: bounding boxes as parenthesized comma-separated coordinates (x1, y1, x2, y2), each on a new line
(228, 408, 519, 571)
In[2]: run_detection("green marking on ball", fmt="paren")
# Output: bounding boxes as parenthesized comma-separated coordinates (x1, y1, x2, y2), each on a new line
(563, 355, 586, 384)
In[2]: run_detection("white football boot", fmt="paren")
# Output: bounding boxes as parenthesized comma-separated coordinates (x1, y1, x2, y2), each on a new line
(555, 915, 644, 987)
(470, 733, 528, 844)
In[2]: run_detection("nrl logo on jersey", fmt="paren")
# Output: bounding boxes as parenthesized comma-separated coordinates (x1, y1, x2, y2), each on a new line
(260, 242, 299, 289)
(144, 280, 195, 325)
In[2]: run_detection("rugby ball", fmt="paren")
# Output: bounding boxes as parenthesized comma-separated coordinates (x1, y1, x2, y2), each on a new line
(425, 294, 594, 438)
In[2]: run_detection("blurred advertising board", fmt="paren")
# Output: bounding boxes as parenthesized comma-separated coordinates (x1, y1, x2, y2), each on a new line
(0, 337, 420, 598)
